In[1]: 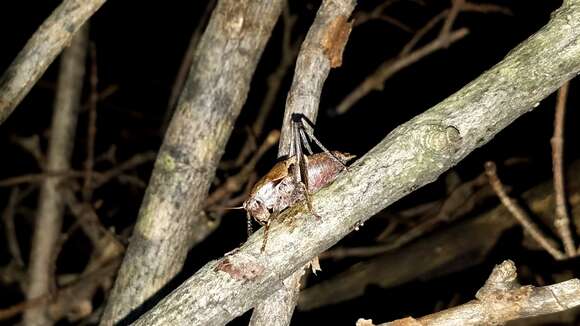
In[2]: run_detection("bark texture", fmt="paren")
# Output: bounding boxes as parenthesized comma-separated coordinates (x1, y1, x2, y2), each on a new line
(99, 0, 283, 324)
(132, 2, 580, 325)
(0, 0, 105, 124)
(24, 26, 88, 326)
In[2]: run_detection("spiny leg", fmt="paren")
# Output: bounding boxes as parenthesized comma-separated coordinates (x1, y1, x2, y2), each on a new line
(292, 113, 350, 171)
(260, 221, 270, 253)
(246, 212, 253, 238)
(298, 179, 321, 219)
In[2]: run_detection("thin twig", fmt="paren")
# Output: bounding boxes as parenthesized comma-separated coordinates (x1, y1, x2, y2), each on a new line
(0, 0, 106, 124)
(206, 130, 280, 208)
(551, 81, 576, 256)
(334, 1, 510, 115)
(82, 43, 98, 202)
(353, 0, 412, 32)
(24, 25, 89, 326)
(485, 161, 565, 260)
(2, 188, 24, 267)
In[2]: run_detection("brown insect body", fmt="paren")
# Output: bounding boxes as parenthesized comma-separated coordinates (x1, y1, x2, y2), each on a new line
(243, 151, 355, 226)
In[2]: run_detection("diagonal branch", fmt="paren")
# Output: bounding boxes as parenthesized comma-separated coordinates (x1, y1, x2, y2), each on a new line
(0, 0, 106, 124)
(133, 2, 580, 325)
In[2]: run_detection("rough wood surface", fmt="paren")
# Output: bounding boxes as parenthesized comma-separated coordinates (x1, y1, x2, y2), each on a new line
(98, 1, 284, 324)
(250, 1, 355, 325)
(23, 26, 88, 326)
(0, 0, 105, 124)
(132, 2, 580, 325)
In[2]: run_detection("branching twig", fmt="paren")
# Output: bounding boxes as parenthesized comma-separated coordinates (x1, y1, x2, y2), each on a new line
(364, 260, 580, 326)
(0, 0, 106, 124)
(82, 43, 98, 202)
(334, 1, 509, 115)
(551, 81, 576, 256)
(24, 26, 89, 326)
(485, 161, 565, 260)
(130, 3, 580, 324)
(2, 188, 24, 267)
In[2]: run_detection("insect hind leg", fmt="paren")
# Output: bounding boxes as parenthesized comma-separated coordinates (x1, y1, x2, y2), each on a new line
(292, 113, 350, 171)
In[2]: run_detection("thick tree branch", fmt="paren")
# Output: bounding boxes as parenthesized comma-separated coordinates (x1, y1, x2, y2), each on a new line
(133, 2, 580, 325)
(0, 0, 105, 124)
(24, 26, 88, 326)
(99, 0, 284, 324)
(251, 1, 355, 325)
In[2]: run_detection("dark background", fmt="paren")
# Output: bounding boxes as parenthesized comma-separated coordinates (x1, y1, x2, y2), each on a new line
(1, 0, 578, 325)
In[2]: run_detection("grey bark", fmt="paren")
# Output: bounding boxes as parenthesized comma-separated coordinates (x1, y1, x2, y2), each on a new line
(24, 26, 89, 326)
(99, 0, 284, 324)
(0, 0, 105, 125)
(131, 2, 580, 325)
(251, 1, 355, 325)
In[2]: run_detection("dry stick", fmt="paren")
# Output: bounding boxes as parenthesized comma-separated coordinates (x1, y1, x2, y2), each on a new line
(0, 258, 121, 322)
(365, 260, 580, 326)
(485, 161, 565, 260)
(334, 1, 509, 115)
(551, 82, 576, 256)
(0, 153, 155, 188)
(24, 26, 89, 326)
(250, 1, 355, 325)
(99, 1, 285, 324)
(438, 0, 464, 44)
(131, 3, 580, 324)
(0, 0, 106, 125)
(353, 0, 412, 31)
(2, 188, 24, 267)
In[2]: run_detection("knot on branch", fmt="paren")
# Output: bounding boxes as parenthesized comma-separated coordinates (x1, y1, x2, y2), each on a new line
(414, 123, 461, 157)
(476, 260, 520, 300)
